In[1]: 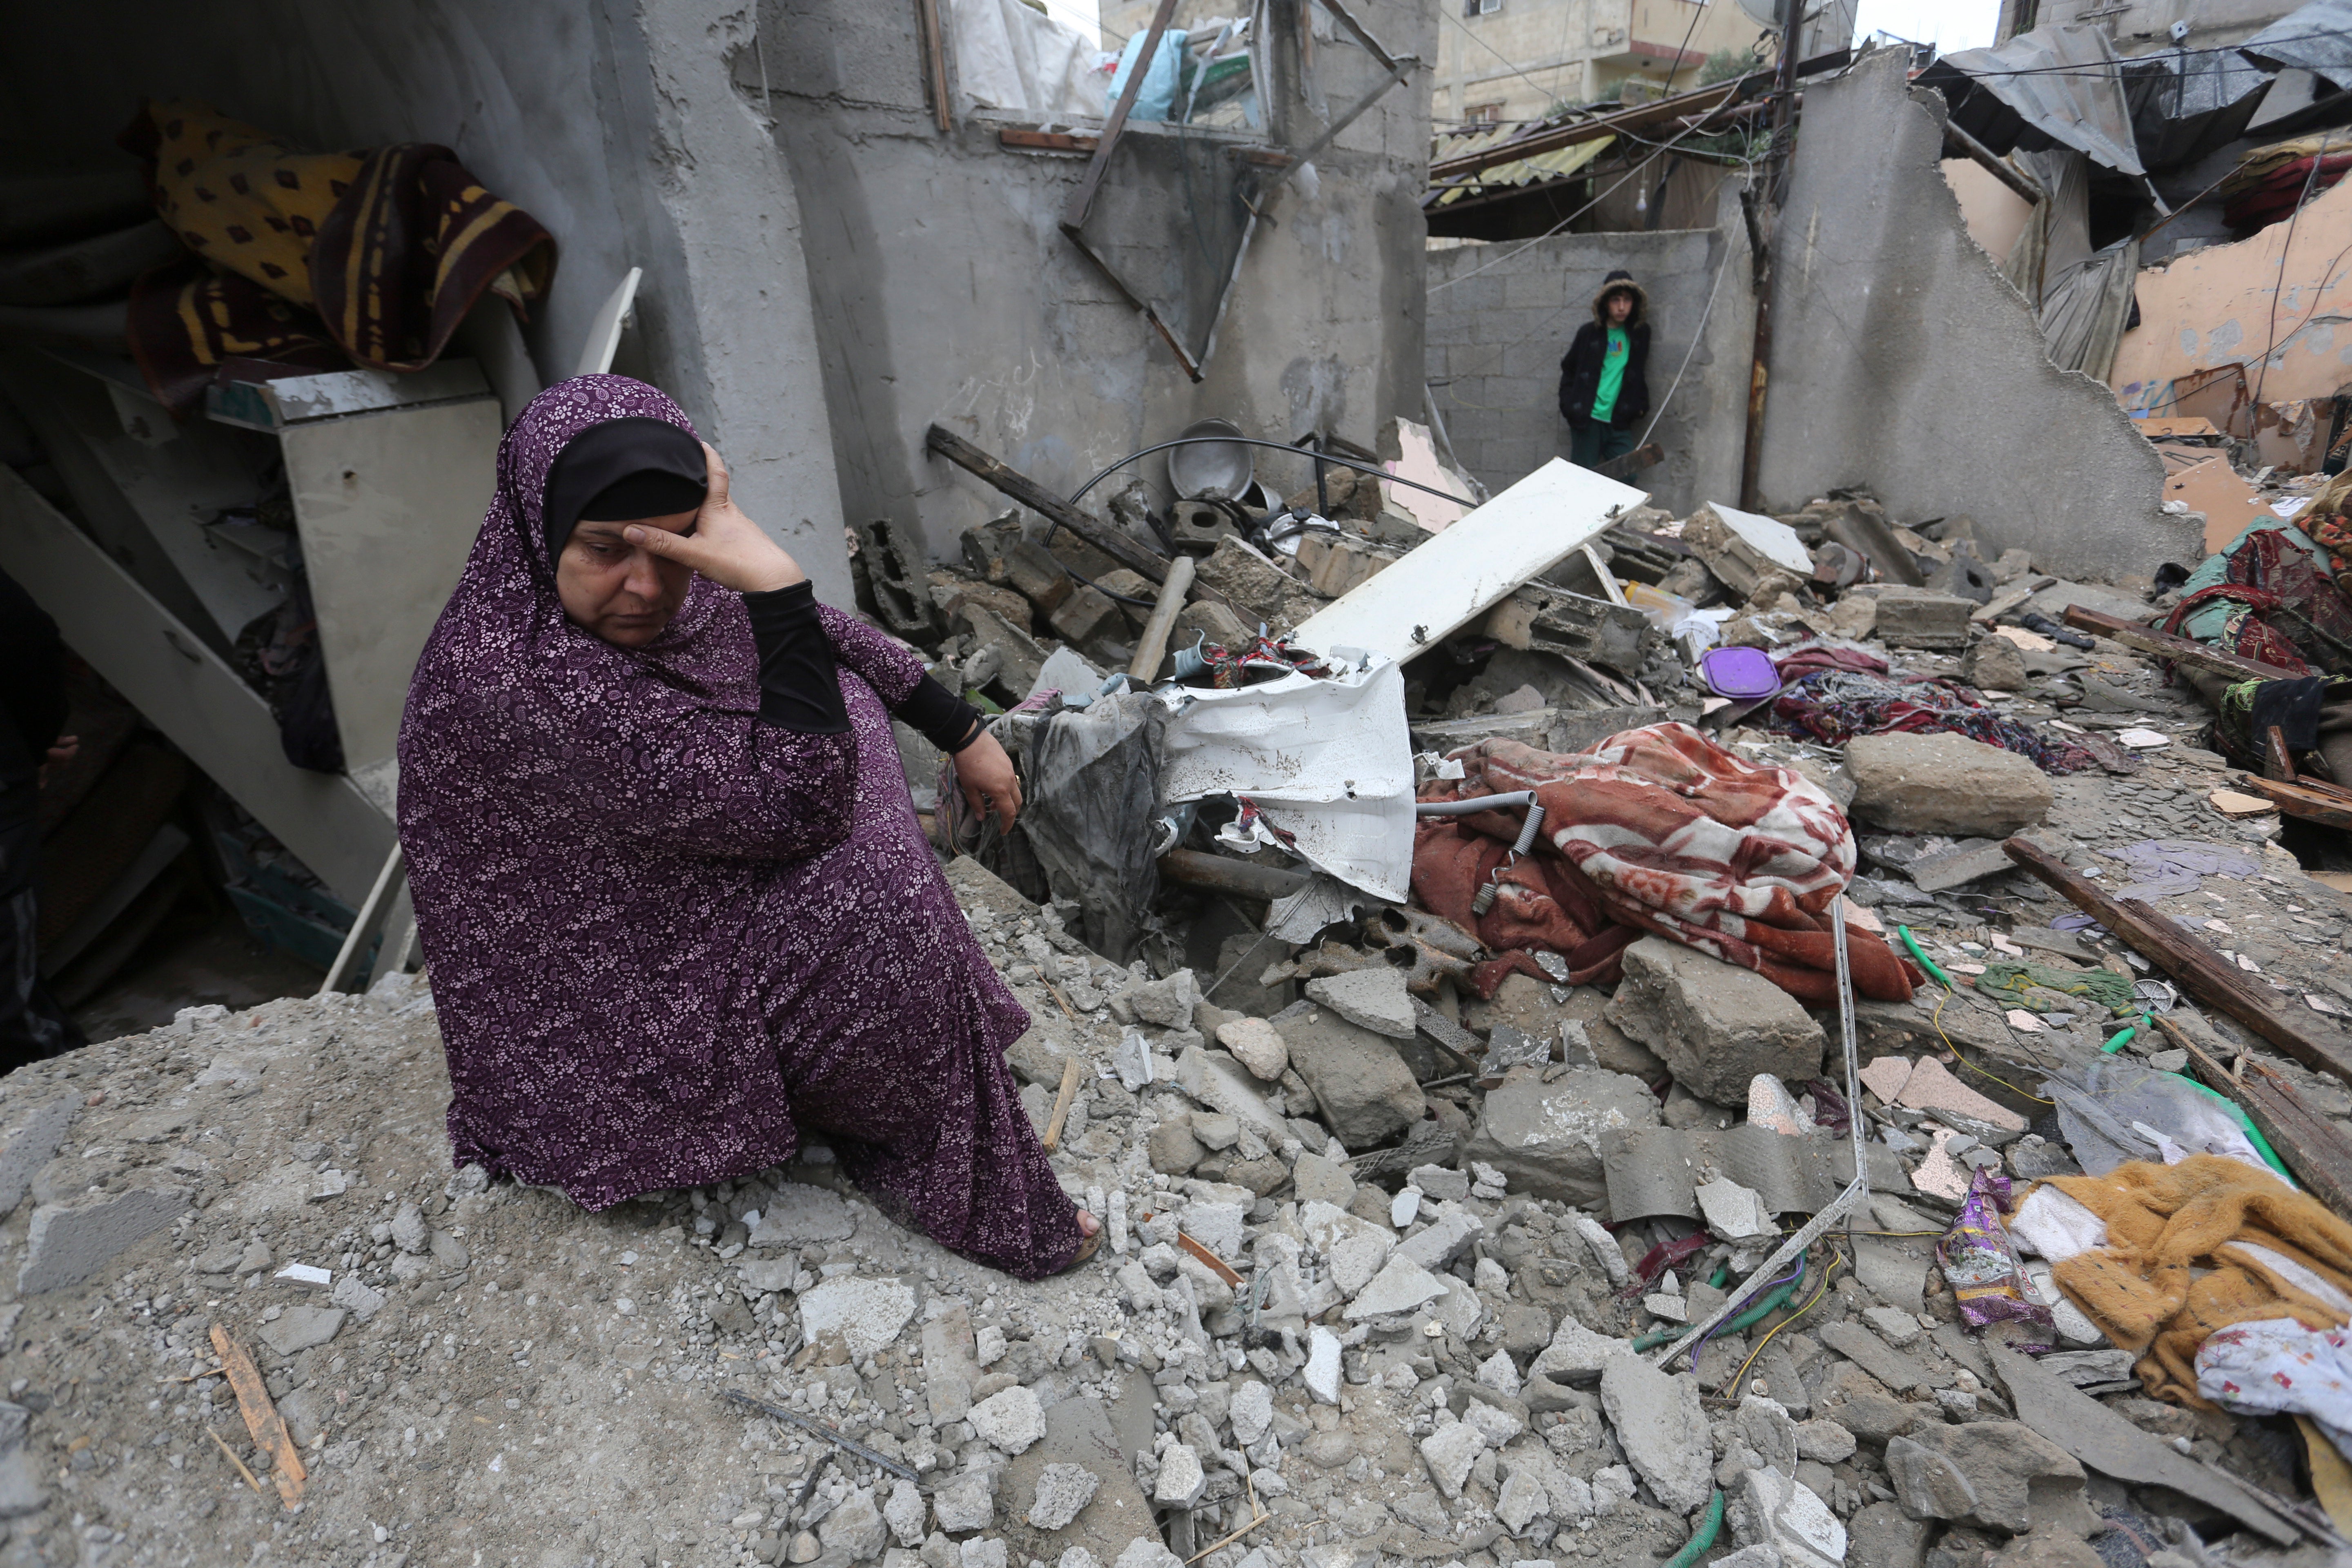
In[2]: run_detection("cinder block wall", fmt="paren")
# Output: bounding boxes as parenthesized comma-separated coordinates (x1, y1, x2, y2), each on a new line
(1423, 200, 1755, 519)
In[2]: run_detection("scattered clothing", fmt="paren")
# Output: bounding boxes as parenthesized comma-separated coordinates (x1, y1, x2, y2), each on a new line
(397, 374, 1082, 1279)
(1413, 722, 1919, 1005)
(1973, 959, 2138, 1017)
(2197, 1318, 2352, 1459)
(2107, 836, 2258, 902)
(2165, 519, 2352, 687)
(2249, 674, 2332, 752)
(2027, 1154, 2352, 1408)
(120, 100, 556, 412)
(1768, 668, 2100, 773)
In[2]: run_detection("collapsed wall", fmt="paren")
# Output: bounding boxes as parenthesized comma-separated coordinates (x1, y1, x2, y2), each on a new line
(1423, 188, 1756, 517)
(763, 0, 1435, 563)
(1755, 49, 2201, 582)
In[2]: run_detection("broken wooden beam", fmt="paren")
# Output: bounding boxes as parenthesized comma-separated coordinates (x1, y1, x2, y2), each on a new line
(999, 129, 1099, 154)
(2155, 1013, 2352, 1216)
(2002, 835, 2352, 1089)
(1591, 441, 1663, 481)
(924, 425, 1172, 586)
(1941, 119, 2042, 205)
(2058, 604, 2304, 682)
(1157, 848, 1310, 902)
(2235, 773, 2352, 831)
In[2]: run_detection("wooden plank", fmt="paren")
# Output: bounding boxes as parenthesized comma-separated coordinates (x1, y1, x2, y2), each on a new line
(2267, 724, 2298, 782)
(2058, 604, 2304, 681)
(2002, 835, 2352, 1088)
(1061, 0, 1180, 232)
(1591, 441, 1663, 481)
(999, 129, 1098, 153)
(1042, 1054, 1081, 1152)
(1971, 575, 2059, 624)
(2156, 1013, 2352, 1216)
(1428, 81, 1745, 183)
(1942, 119, 2042, 203)
(915, 0, 952, 133)
(924, 425, 1173, 586)
(2236, 773, 2352, 831)
(212, 1325, 306, 1508)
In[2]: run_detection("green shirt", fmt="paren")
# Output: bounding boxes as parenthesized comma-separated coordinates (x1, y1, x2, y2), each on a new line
(1590, 325, 1629, 422)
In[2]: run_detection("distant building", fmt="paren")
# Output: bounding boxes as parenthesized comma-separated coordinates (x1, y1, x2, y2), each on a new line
(1996, 0, 2299, 52)
(1428, 0, 1853, 129)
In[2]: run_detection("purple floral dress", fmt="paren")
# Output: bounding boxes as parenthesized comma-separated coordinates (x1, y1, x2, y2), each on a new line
(396, 375, 1081, 1278)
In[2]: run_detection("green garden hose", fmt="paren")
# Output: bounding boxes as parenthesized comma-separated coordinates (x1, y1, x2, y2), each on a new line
(1898, 925, 1953, 991)
(1631, 1260, 1808, 1353)
(1663, 1490, 1726, 1568)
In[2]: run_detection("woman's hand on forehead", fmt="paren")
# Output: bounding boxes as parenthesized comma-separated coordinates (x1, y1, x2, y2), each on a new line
(624, 443, 808, 594)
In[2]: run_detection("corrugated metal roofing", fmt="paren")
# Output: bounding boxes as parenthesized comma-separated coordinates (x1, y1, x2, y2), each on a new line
(1922, 22, 2147, 177)
(1430, 134, 1616, 206)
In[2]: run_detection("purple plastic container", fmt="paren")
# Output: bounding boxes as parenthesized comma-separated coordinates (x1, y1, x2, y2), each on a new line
(1700, 645, 1781, 700)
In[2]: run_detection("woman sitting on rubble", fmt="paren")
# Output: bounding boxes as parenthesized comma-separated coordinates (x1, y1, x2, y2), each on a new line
(396, 375, 1098, 1279)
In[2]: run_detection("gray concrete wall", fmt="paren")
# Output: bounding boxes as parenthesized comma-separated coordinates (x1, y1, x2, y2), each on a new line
(1423, 192, 1756, 517)
(1756, 49, 2199, 583)
(762, 0, 1434, 561)
(0, 0, 855, 599)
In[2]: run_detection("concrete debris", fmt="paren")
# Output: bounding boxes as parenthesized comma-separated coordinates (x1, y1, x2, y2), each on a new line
(1599, 1354, 1714, 1514)
(1843, 732, 2055, 837)
(1301, 968, 1416, 1040)
(1459, 1065, 1659, 1206)
(1606, 938, 1826, 1105)
(1882, 1421, 2087, 1536)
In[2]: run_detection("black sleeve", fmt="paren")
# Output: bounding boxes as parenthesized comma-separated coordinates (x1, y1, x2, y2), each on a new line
(742, 581, 849, 733)
(895, 674, 988, 754)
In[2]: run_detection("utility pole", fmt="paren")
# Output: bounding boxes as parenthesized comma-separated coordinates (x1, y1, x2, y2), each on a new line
(1736, 0, 1807, 510)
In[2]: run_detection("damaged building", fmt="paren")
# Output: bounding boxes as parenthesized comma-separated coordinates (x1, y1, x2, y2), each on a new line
(7, 4, 2352, 1568)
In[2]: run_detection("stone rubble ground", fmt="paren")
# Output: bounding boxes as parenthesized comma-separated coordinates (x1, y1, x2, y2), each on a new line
(3, 610, 2352, 1568)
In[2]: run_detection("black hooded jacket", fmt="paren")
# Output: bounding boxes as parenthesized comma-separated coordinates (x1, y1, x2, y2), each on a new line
(1557, 272, 1652, 430)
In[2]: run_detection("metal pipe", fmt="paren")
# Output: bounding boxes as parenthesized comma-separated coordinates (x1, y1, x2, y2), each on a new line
(1411, 791, 1536, 816)
(1157, 848, 1311, 902)
(1067, 435, 1478, 510)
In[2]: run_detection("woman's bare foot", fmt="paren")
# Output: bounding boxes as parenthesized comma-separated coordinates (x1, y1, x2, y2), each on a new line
(1058, 1209, 1104, 1273)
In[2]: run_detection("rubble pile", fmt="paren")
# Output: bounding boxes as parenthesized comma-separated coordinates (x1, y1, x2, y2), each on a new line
(6, 462, 2352, 1568)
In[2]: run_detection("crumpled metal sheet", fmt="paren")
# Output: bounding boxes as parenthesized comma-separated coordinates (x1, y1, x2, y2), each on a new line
(2124, 46, 2274, 172)
(1599, 1124, 1913, 1223)
(1922, 23, 2146, 177)
(2240, 0, 2352, 87)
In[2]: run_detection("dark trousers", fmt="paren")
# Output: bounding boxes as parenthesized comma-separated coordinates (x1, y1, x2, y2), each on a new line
(1, 788, 80, 1074)
(1570, 423, 1638, 470)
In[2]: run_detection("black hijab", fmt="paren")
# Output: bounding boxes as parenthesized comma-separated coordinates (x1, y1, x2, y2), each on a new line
(540, 416, 708, 562)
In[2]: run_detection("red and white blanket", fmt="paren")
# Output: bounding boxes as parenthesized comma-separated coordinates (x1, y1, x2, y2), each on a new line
(1413, 722, 1918, 1005)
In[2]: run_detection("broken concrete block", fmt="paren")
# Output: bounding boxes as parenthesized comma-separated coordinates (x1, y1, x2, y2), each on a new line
(1342, 1252, 1451, 1320)
(1530, 1316, 1632, 1381)
(931, 1468, 998, 1532)
(1882, 1421, 2085, 1535)
(1961, 633, 2027, 692)
(1193, 536, 1294, 624)
(1272, 1001, 1423, 1149)
(18, 1181, 187, 1295)
(1214, 1018, 1287, 1081)
(752, 1184, 860, 1247)
(1905, 837, 2015, 893)
(1296, 533, 1396, 598)
(796, 1276, 917, 1359)
(259, 1304, 344, 1356)
(1152, 1443, 1206, 1507)
(1604, 938, 1826, 1105)
(1809, 1361, 1920, 1445)
(1728, 1465, 1846, 1568)
(1026, 1463, 1101, 1531)
(1459, 1065, 1659, 1207)
(1050, 583, 1125, 648)
(1173, 598, 1251, 652)
(970, 1386, 1047, 1455)
(958, 604, 1048, 696)
(1303, 968, 1415, 1040)
(1599, 1354, 1714, 1514)
(1003, 537, 1076, 615)
(1851, 586, 1975, 649)
(1417, 1418, 1488, 1499)
(1110, 969, 1196, 1029)
(0, 1097, 79, 1220)
(1844, 733, 2053, 837)
(930, 573, 1033, 637)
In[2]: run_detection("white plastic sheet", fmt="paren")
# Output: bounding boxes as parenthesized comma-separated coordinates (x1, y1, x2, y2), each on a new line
(1158, 657, 1414, 901)
(948, 0, 1109, 119)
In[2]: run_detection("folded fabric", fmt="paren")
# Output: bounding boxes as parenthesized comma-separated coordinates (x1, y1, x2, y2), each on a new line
(1413, 722, 1918, 1005)
(2197, 1318, 2352, 1459)
(2029, 1155, 2352, 1408)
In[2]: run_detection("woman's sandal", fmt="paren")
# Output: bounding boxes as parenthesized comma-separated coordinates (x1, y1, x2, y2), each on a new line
(1055, 1227, 1103, 1275)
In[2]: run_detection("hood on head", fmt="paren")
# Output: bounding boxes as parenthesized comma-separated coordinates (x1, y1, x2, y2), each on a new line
(1590, 269, 1647, 327)
(498, 374, 700, 573)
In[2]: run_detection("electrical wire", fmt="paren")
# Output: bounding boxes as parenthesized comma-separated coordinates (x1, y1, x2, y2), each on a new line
(1635, 220, 1738, 445)
(2252, 132, 2343, 412)
(1719, 1248, 1844, 1396)
(1429, 115, 1727, 294)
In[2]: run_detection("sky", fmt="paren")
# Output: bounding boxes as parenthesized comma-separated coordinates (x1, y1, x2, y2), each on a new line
(1850, 0, 2002, 53)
